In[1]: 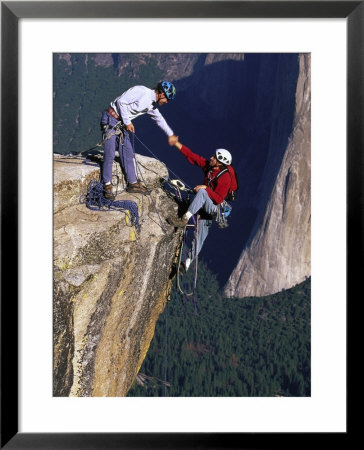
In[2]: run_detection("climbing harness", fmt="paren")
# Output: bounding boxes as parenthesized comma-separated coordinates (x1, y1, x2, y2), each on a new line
(81, 179, 141, 232)
(89, 121, 125, 152)
(60, 121, 125, 158)
(206, 168, 235, 228)
(208, 166, 239, 202)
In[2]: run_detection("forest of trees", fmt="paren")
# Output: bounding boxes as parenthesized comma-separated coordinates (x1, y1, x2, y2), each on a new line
(53, 53, 164, 155)
(128, 261, 311, 397)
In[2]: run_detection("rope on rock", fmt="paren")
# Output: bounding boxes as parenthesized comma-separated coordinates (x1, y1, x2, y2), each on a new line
(133, 133, 192, 191)
(129, 133, 174, 395)
(176, 217, 199, 316)
(82, 179, 140, 232)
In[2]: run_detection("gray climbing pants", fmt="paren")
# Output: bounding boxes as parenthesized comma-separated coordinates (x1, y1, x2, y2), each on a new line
(101, 112, 137, 185)
(187, 189, 217, 261)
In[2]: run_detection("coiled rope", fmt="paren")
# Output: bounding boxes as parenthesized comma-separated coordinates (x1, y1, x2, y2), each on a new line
(82, 179, 141, 232)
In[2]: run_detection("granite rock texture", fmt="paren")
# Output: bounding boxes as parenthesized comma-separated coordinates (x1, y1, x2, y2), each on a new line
(53, 153, 182, 396)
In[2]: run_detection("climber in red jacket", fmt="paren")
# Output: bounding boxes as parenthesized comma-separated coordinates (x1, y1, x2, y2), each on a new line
(167, 141, 237, 273)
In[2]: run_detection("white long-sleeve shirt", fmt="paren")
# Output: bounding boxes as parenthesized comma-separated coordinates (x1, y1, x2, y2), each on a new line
(110, 85, 174, 136)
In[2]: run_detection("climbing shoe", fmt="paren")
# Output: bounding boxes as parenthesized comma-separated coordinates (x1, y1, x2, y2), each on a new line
(137, 181, 150, 194)
(104, 183, 115, 200)
(137, 180, 147, 188)
(126, 182, 148, 195)
(167, 215, 188, 227)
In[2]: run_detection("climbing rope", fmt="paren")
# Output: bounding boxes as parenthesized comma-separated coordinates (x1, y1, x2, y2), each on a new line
(58, 122, 125, 159)
(133, 134, 200, 311)
(175, 217, 199, 315)
(81, 179, 141, 232)
(133, 133, 192, 191)
(130, 136, 204, 312)
(86, 121, 125, 153)
(129, 134, 174, 395)
(131, 136, 197, 302)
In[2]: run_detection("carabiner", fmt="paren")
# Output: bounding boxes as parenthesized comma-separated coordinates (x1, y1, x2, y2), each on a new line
(170, 179, 186, 191)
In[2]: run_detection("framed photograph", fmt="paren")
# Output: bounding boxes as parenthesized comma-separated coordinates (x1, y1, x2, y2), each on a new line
(2, 1, 360, 448)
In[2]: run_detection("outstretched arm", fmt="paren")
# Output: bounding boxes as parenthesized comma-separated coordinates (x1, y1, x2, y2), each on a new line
(173, 141, 208, 169)
(174, 142, 207, 193)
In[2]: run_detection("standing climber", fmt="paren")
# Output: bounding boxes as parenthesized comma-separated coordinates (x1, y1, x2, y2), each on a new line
(100, 81, 178, 199)
(167, 141, 238, 273)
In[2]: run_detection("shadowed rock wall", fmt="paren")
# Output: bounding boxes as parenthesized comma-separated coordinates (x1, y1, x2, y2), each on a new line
(224, 54, 311, 298)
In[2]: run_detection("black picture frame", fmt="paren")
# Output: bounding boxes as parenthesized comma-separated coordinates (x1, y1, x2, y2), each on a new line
(1, 1, 360, 448)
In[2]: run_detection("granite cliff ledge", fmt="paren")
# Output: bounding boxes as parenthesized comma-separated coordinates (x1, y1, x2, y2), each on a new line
(53, 153, 182, 396)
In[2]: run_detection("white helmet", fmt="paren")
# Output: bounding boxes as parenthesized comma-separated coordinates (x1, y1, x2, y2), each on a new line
(215, 148, 232, 165)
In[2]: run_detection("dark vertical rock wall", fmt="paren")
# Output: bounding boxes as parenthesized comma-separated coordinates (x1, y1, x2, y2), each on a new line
(224, 54, 311, 297)
(128, 54, 300, 285)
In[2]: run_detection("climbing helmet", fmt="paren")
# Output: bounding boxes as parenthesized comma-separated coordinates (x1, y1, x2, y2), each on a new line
(215, 149, 232, 165)
(158, 81, 176, 101)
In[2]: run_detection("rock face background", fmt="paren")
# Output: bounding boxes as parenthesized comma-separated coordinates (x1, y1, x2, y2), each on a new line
(224, 54, 311, 298)
(53, 155, 183, 396)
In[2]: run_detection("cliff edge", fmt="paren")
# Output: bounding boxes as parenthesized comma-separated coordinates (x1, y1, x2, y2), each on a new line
(53, 153, 182, 396)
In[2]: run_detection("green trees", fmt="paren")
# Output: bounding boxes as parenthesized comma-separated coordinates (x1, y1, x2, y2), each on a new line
(53, 53, 164, 154)
(128, 261, 311, 397)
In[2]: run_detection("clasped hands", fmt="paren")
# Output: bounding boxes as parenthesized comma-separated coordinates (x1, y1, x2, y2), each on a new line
(168, 135, 179, 146)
